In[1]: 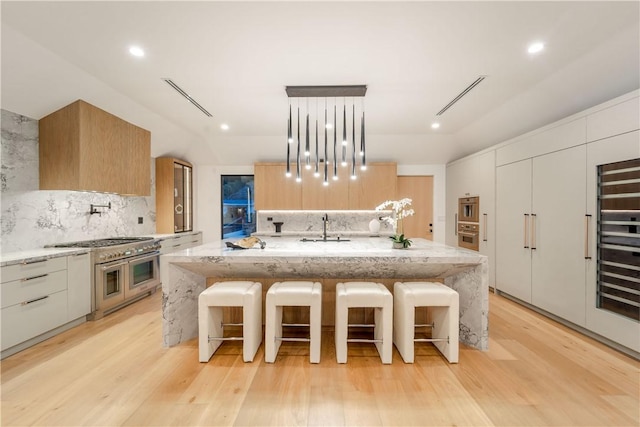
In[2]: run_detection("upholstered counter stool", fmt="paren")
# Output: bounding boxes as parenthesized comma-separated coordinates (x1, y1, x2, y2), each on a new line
(335, 281, 393, 364)
(393, 281, 459, 364)
(198, 281, 262, 363)
(265, 281, 322, 363)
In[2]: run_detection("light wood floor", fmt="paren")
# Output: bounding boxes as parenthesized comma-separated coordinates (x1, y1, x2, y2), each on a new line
(1, 291, 638, 427)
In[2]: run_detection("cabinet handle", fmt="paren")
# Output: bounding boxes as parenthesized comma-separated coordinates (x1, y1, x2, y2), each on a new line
(483, 213, 488, 242)
(531, 214, 537, 250)
(22, 273, 48, 282)
(21, 295, 49, 306)
(585, 214, 592, 260)
(21, 259, 46, 265)
(454, 214, 458, 236)
(524, 214, 529, 249)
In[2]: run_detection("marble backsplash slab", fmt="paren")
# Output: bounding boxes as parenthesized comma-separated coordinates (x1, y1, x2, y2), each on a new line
(1, 109, 156, 252)
(255, 210, 394, 237)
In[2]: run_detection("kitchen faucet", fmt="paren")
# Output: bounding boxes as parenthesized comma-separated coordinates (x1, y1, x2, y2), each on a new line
(322, 213, 329, 241)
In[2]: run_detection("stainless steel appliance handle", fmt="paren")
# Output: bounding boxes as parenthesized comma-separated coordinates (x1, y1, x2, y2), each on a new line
(584, 214, 592, 260)
(458, 231, 479, 237)
(524, 214, 529, 249)
(454, 213, 458, 236)
(483, 213, 488, 242)
(99, 261, 127, 271)
(128, 252, 160, 264)
(531, 214, 537, 250)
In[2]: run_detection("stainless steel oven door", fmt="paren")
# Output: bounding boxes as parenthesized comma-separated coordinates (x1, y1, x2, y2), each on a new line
(95, 259, 127, 313)
(458, 223, 480, 251)
(125, 253, 160, 299)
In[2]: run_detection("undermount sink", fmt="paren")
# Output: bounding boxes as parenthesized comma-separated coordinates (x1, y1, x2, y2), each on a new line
(300, 237, 351, 242)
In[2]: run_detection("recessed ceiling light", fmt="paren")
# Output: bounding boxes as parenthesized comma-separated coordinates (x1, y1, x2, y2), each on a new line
(527, 42, 545, 54)
(220, 124, 229, 131)
(129, 46, 145, 57)
(431, 122, 440, 129)
(325, 123, 333, 129)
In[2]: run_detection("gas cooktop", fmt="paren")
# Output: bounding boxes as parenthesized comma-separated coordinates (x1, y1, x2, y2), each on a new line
(48, 237, 154, 248)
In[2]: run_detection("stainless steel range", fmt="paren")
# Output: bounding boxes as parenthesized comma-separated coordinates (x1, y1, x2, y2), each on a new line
(48, 237, 161, 319)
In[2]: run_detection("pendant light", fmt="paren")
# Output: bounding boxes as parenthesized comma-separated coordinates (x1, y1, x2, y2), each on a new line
(323, 101, 329, 186)
(351, 102, 357, 180)
(285, 85, 367, 184)
(286, 103, 292, 177)
(296, 104, 301, 183)
(341, 100, 347, 167)
(333, 103, 338, 180)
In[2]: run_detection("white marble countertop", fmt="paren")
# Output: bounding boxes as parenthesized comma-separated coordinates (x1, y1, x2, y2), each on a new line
(0, 248, 91, 267)
(252, 231, 394, 238)
(162, 237, 486, 279)
(0, 231, 202, 267)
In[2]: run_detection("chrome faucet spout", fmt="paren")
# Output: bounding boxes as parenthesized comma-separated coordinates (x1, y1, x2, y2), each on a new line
(322, 213, 329, 241)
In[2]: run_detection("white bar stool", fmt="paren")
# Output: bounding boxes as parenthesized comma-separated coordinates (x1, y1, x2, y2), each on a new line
(198, 281, 262, 363)
(393, 281, 459, 363)
(335, 281, 393, 364)
(265, 281, 322, 363)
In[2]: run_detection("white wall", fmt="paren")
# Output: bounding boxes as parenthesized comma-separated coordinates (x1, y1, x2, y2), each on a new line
(194, 163, 447, 244)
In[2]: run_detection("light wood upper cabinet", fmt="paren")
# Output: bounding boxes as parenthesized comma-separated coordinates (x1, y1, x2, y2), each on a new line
(348, 162, 397, 209)
(254, 163, 302, 210)
(156, 158, 193, 234)
(254, 162, 396, 210)
(39, 100, 150, 196)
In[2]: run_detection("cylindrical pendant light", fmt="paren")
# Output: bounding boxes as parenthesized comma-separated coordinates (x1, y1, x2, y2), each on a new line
(351, 102, 357, 179)
(314, 119, 320, 177)
(323, 102, 329, 186)
(286, 118, 291, 177)
(333, 103, 338, 180)
(361, 111, 367, 170)
(296, 105, 301, 182)
(341, 100, 347, 166)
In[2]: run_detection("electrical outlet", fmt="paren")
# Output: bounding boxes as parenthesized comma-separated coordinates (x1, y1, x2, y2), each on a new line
(138, 217, 143, 224)
(267, 217, 273, 221)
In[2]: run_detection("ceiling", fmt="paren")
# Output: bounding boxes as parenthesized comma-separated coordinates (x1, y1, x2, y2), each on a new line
(2, 1, 639, 166)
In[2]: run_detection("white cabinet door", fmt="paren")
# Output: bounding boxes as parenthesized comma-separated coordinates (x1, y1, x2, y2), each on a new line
(496, 159, 532, 302)
(585, 130, 640, 352)
(531, 145, 587, 326)
(446, 151, 496, 286)
(67, 253, 91, 321)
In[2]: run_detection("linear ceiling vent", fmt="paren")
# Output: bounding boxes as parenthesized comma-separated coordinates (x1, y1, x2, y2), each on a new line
(436, 76, 486, 116)
(162, 78, 212, 117)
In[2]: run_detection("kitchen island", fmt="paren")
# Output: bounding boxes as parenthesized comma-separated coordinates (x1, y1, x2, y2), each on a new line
(161, 237, 489, 351)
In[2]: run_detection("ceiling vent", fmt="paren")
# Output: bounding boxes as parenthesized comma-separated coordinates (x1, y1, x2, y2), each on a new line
(162, 78, 212, 117)
(436, 76, 486, 116)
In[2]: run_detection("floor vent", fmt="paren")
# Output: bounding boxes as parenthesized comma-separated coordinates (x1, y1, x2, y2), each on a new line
(436, 76, 486, 116)
(162, 78, 212, 117)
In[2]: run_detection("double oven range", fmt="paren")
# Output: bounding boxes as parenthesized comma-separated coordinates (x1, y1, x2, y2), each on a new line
(49, 237, 161, 319)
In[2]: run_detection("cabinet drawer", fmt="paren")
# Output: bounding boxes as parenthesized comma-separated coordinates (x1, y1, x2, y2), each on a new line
(1, 290, 68, 351)
(1, 257, 67, 283)
(1, 270, 67, 309)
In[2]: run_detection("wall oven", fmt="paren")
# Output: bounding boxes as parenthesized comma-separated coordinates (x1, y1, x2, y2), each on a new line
(458, 196, 479, 223)
(458, 223, 480, 251)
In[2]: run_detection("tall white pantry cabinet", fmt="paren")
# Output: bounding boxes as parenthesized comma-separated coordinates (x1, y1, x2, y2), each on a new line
(448, 90, 640, 354)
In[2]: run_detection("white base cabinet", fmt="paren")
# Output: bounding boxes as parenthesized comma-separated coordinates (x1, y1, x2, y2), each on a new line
(1, 252, 92, 357)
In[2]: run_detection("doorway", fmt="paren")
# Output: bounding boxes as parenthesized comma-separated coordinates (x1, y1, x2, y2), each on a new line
(397, 176, 434, 240)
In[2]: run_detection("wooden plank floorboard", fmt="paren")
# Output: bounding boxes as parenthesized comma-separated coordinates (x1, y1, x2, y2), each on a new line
(1, 290, 638, 426)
